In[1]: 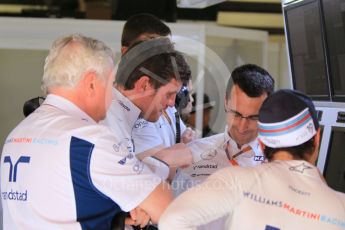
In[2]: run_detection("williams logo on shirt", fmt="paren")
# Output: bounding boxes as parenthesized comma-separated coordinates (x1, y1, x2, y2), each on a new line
(118, 153, 134, 165)
(118, 157, 127, 165)
(113, 138, 135, 154)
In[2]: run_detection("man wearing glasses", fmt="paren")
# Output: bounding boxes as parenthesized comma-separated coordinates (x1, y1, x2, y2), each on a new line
(223, 64, 274, 166)
(174, 64, 275, 197)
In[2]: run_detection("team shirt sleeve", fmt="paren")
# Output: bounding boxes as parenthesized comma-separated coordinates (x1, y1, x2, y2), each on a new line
(159, 168, 240, 229)
(132, 118, 164, 153)
(88, 131, 162, 212)
(187, 133, 225, 163)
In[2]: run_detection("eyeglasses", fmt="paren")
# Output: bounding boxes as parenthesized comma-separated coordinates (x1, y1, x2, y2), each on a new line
(226, 108, 259, 122)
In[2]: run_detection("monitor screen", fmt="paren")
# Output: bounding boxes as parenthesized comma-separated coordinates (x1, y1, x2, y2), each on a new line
(322, 0, 345, 101)
(324, 129, 345, 193)
(284, 0, 330, 100)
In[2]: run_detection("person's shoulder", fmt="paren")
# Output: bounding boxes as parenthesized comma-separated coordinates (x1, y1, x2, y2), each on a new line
(75, 122, 119, 142)
(333, 190, 345, 203)
(204, 133, 224, 141)
(20, 107, 101, 134)
(189, 132, 224, 147)
(335, 189, 345, 197)
(52, 115, 119, 145)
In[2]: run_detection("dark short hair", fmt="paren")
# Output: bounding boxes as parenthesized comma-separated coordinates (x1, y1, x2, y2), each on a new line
(121, 13, 171, 47)
(116, 38, 188, 90)
(264, 138, 316, 161)
(175, 52, 191, 86)
(225, 64, 274, 99)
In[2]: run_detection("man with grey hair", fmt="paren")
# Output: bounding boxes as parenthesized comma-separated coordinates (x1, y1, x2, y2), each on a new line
(0, 34, 173, 230)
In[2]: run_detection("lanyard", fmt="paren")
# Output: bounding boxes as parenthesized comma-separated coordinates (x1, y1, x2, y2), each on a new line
(225, 142, 252, 166)
(161, 110, 181, 144)
(162, 110, 172, 124)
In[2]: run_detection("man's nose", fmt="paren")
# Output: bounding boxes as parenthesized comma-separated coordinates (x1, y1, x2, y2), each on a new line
(237, 117, 249, 132)
(167, 95, 176, 107)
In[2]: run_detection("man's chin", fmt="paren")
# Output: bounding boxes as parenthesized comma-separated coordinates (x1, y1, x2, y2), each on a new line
(237, 135, 256, 146)
(230, 133, 251, 148)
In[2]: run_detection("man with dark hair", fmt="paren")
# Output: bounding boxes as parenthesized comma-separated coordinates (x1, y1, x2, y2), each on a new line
(225, 63, 274, 99)
(131, 48, 194, 146)
(121, 13, 171, 54)
(117, 13, 195, 148)
(103, 37, 193, 176)
(225, 64, 274, 149)
(106, 13, 195, 183)
(159, 89, 345, 229)
(174, 64, 274, 197)
(119, 13, 195, 147)
(101, 37, 193, 228)
(116, 39, 189, 100)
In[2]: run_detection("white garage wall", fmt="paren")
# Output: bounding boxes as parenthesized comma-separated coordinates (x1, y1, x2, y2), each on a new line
(0, 17, 275, 145)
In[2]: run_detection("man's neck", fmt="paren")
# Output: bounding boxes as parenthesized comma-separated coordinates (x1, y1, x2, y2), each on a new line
(271, 151, 296, 161)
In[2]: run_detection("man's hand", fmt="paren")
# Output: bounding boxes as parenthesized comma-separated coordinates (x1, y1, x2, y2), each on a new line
(125, 207, 151, 228)
(181, 127, 197, 144)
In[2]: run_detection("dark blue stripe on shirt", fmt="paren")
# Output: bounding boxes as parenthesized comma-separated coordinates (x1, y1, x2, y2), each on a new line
(70, 136, 121, 230)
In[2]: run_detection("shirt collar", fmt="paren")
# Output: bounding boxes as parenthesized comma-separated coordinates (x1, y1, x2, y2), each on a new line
(272, 160, 322, 179)
(223, 125, 260, 154)
(111, 88, 142, 129)
(43, 94, 96, 123)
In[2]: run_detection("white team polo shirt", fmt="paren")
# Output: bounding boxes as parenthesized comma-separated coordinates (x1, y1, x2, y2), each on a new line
(172, 126, 265, 196)
(1, 94, 161, 230)
(160, 160, 345, 230)
(131, 106, 187, 180)
(102, 88, 170, 180)
(132, 106, 187, 151)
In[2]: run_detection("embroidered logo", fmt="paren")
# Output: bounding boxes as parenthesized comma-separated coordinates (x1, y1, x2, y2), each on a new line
(118, 100, 130, 111)
(289, 162, 312, 173)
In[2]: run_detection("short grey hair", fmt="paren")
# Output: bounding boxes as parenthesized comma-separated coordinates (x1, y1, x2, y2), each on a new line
(41, 34, 114, 95)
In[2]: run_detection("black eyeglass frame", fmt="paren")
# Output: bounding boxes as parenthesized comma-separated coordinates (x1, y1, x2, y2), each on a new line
(225, 108, 259, 122)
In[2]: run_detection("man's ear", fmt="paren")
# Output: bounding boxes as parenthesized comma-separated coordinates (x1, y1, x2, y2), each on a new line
(121, 46, 128, 55)
(224, 96, 229, 112)
(134, 76, 151, 93)
(309, 128, 321, 164)
(82, 71, 98, 96)
(314, 128, 321, 148)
